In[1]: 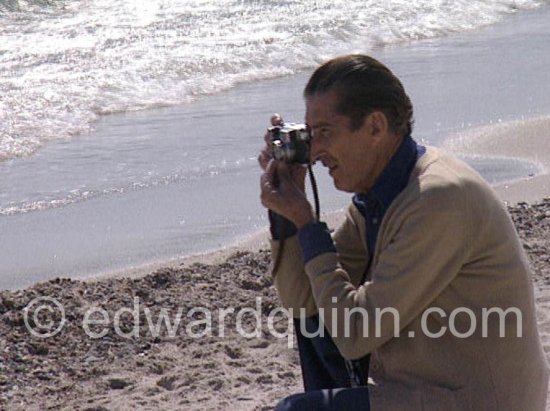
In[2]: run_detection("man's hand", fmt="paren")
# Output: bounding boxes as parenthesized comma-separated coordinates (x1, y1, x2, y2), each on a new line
(260, 159, 315, 229)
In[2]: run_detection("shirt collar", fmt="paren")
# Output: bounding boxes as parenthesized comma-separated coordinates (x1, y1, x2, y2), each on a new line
(353, 135, 420, 212)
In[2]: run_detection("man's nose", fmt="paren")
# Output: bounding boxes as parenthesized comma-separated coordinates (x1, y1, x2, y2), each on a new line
(309, 136, 322, 163)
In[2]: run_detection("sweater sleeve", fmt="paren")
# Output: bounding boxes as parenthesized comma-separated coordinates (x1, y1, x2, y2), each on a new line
(270, 205, 370, 318)
(303, 182, 473, 359)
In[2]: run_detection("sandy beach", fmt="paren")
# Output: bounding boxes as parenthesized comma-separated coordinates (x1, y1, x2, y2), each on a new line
(1, 198, 549, 410)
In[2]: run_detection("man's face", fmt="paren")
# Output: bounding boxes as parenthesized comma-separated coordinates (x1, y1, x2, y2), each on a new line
(305, 89, 389, 194)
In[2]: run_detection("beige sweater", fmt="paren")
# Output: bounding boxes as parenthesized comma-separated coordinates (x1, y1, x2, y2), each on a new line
(271, 147, 548, 410)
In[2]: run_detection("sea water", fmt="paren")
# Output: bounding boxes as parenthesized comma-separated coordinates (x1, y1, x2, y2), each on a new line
(1, 0, 548, 162)
(1, 0, 550, 288)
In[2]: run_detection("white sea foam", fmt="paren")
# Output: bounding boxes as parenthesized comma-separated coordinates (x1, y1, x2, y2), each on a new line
(0, 0, 547, 161)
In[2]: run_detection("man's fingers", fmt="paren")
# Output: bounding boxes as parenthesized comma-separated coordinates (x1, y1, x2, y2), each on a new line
(260, 165, 279, 211)
(260, 164, 272, 189)
(258, 131, 273, 171)
(258, 149, 270, 170)
(276, 161, 292, 181)
(265, 159, 280, 188)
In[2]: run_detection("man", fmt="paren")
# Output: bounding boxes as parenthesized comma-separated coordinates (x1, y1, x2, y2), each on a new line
(258, 54, 548, 410)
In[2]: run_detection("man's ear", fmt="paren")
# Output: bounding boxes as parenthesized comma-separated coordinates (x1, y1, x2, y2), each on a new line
(364, 111, 389, 137)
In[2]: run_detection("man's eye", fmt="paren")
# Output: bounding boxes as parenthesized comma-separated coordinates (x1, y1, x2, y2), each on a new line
(310, 127, 330, 139)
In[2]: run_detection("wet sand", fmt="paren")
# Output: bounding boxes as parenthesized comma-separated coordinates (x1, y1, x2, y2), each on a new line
(444, 116, 550, 205)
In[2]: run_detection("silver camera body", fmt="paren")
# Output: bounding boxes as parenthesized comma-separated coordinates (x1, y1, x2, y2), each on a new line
(268, 122, 311, 164)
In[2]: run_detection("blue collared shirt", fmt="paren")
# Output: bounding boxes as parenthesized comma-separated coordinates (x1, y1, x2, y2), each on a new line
(298, 136, 425, 263)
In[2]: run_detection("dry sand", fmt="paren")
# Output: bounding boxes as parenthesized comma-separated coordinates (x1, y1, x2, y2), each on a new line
(1, 250, 297, 410)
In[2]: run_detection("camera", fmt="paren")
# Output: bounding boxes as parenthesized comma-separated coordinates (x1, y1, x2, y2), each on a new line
(268, 122, 311, 164)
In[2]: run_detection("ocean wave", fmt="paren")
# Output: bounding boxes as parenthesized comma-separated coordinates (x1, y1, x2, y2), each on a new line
(0, 0, 548, 160)
(0, 0, 72, 15)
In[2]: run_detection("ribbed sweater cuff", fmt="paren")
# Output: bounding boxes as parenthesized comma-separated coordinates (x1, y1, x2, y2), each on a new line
(268, 210, 298, 240)
(297, 221, 336, 263)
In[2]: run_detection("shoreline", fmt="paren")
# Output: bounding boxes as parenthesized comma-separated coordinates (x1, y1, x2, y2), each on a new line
(86, 211, 349, 285)
(444, 115, 550, 205)
(4, 3, 550, 289)
(84, 115, 550, 286)
(0, 114, 546, 291)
